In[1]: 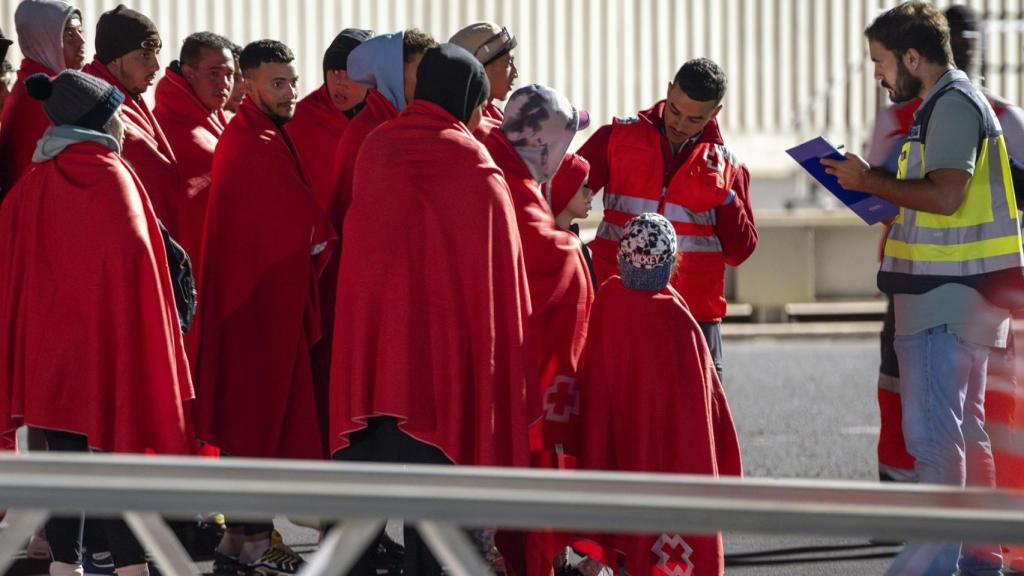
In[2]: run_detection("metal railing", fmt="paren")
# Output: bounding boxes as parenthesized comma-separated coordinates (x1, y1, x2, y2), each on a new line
(0, 453, 1023, 576)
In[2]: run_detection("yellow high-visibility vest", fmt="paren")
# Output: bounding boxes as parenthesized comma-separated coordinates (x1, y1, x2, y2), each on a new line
(879, 77, 1024, 307)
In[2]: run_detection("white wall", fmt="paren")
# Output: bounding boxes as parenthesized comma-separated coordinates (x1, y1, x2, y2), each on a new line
(2, 0, 1022, 173)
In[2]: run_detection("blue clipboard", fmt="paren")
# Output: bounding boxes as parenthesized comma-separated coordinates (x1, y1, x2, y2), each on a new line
(786, 137, 900, 225)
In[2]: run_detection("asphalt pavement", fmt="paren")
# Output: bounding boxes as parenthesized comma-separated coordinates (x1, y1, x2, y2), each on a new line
(722, 336, 897, 575)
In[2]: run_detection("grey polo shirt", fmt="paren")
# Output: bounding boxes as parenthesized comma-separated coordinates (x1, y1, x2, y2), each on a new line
(892, 69, 1011, 348)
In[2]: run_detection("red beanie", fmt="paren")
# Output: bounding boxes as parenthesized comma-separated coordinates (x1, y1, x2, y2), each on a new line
(549, 153, 590, 216)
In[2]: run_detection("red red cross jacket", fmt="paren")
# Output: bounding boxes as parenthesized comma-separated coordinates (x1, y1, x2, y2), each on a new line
(579, 102, 757, 322)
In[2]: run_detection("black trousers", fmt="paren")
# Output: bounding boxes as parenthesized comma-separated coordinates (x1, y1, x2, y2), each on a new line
(42, 430, 147, 567)
(332, 416, 455, 576)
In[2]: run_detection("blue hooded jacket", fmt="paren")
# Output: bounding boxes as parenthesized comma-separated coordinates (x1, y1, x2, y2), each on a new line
(347, 31, 408, 112)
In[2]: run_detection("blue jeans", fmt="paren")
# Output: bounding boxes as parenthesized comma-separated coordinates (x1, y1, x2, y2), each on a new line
(698, 321, 724, 383)
(885, 326, 1003, 576)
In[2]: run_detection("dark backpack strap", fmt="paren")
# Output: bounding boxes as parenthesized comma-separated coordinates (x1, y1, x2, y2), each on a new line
(157, 221, 197, 334)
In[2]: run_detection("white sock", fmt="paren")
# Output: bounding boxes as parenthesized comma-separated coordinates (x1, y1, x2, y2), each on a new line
(113, 563, 149, 576)
(48, 561, 83, 576)
(239, 537, 271, 565)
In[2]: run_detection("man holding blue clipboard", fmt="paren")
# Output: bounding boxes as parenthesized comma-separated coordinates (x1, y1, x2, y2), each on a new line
(823, 2, 1023, 575)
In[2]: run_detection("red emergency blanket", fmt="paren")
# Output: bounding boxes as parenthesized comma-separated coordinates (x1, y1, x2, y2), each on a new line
(329, 100, 532, 468)
(83, 59, 181, 232)
(577, 277, 742, 576)
(0, 59, 54, 194)
(0, 141, 192, 454)
(193, 99, 334, 460)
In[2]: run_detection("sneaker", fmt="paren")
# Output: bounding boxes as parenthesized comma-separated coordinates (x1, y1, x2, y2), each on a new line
(83, 551, 115, 576)
(247, 541, 304, 576)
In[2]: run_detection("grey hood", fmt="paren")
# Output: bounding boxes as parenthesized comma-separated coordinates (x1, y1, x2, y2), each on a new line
(33, 124, 120, 163)
(15, 0, 80, 73)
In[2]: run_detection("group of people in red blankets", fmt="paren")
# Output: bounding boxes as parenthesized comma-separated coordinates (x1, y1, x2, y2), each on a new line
(0, 4, 748, 576)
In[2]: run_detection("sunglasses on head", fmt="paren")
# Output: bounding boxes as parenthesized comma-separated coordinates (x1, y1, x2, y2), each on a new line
(475, 27, 515, 65)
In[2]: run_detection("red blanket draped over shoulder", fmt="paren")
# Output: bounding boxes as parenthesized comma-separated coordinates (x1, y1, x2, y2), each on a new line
(0, 141, 192, 454)
(287, 84, 350, 210)
(477, 122, 594, 455)
(329, 100, 531, 467)
(0, 59, 54, 195)
(577, 277, 742, 576)
(153, 67, 226, 278)
(326, 89, 397, 228)
(83, 59, 182, 232)
(194, 99, 335, 460)
(286, 84, 354, 441)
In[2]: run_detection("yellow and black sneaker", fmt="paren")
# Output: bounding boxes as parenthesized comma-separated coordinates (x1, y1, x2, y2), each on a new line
(247, 538, 305, 576)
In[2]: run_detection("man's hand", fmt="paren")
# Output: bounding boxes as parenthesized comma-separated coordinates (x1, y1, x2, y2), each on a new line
(820, 153, 873, 193)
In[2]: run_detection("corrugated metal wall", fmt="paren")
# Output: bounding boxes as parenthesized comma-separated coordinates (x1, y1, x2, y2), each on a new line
(2, 0, 1024, 169)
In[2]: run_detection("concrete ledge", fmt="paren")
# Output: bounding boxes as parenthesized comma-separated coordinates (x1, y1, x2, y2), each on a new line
(784, 300, 887, 318)
(723, 321, 882, 339)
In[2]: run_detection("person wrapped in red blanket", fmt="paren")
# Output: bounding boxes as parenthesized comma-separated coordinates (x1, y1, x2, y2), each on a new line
(285, 28, 373, 447)
(0, 70, 192, 576)
(330, 43, 531, 575)
(0, 0, 85, 195)
(82, 5, 181, 231)
(193, 39, 335, 575)
(574, 213, 742, 576)
(476, 84, 594, 460)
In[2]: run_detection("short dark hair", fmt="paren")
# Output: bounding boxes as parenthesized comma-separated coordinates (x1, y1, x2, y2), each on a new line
(402, 29, 437, 63)
(180, 32, 234, 69)
(865, 1, 953, 66)
(239, 39, 294, 73)
(229, 41, 242, 60)
(673, 58, 727, 103)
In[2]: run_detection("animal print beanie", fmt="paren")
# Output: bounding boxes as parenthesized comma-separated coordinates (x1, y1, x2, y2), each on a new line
(617, 212, 677, 291)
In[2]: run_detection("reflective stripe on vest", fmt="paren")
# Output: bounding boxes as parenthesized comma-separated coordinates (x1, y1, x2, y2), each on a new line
(597, 220, 723, 253)
(881, 78, 1024, 279)
(603, 193, 718, 227)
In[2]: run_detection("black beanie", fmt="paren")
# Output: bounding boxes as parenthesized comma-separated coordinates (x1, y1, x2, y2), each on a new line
(323, 28, 374, 74)
(95, 4, 161, 64)
(25, 71, 124, 131)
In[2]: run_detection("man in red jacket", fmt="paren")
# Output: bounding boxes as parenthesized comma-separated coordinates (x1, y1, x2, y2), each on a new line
(0, 0, 85, 195)
(579, 58, 757, 381)
(83, 5, 182, 232)
(195, 40, 334, 576)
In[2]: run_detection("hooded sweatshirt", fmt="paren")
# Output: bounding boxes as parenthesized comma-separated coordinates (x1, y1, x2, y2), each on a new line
(0, 0, 80, 193)
(32, 124, 120, 162)
(15, 0, 79, 74)
(347, 31, 408, 112)
(325, 31, 409, 231)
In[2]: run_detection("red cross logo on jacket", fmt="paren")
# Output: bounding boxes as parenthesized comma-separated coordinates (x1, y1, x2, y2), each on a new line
(650, 533, 694, 576)
(543, 376, 580, 423)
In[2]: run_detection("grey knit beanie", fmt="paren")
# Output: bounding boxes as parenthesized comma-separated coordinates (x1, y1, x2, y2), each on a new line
(25, 71, 124, 131)
(617, 213, 678, 291)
